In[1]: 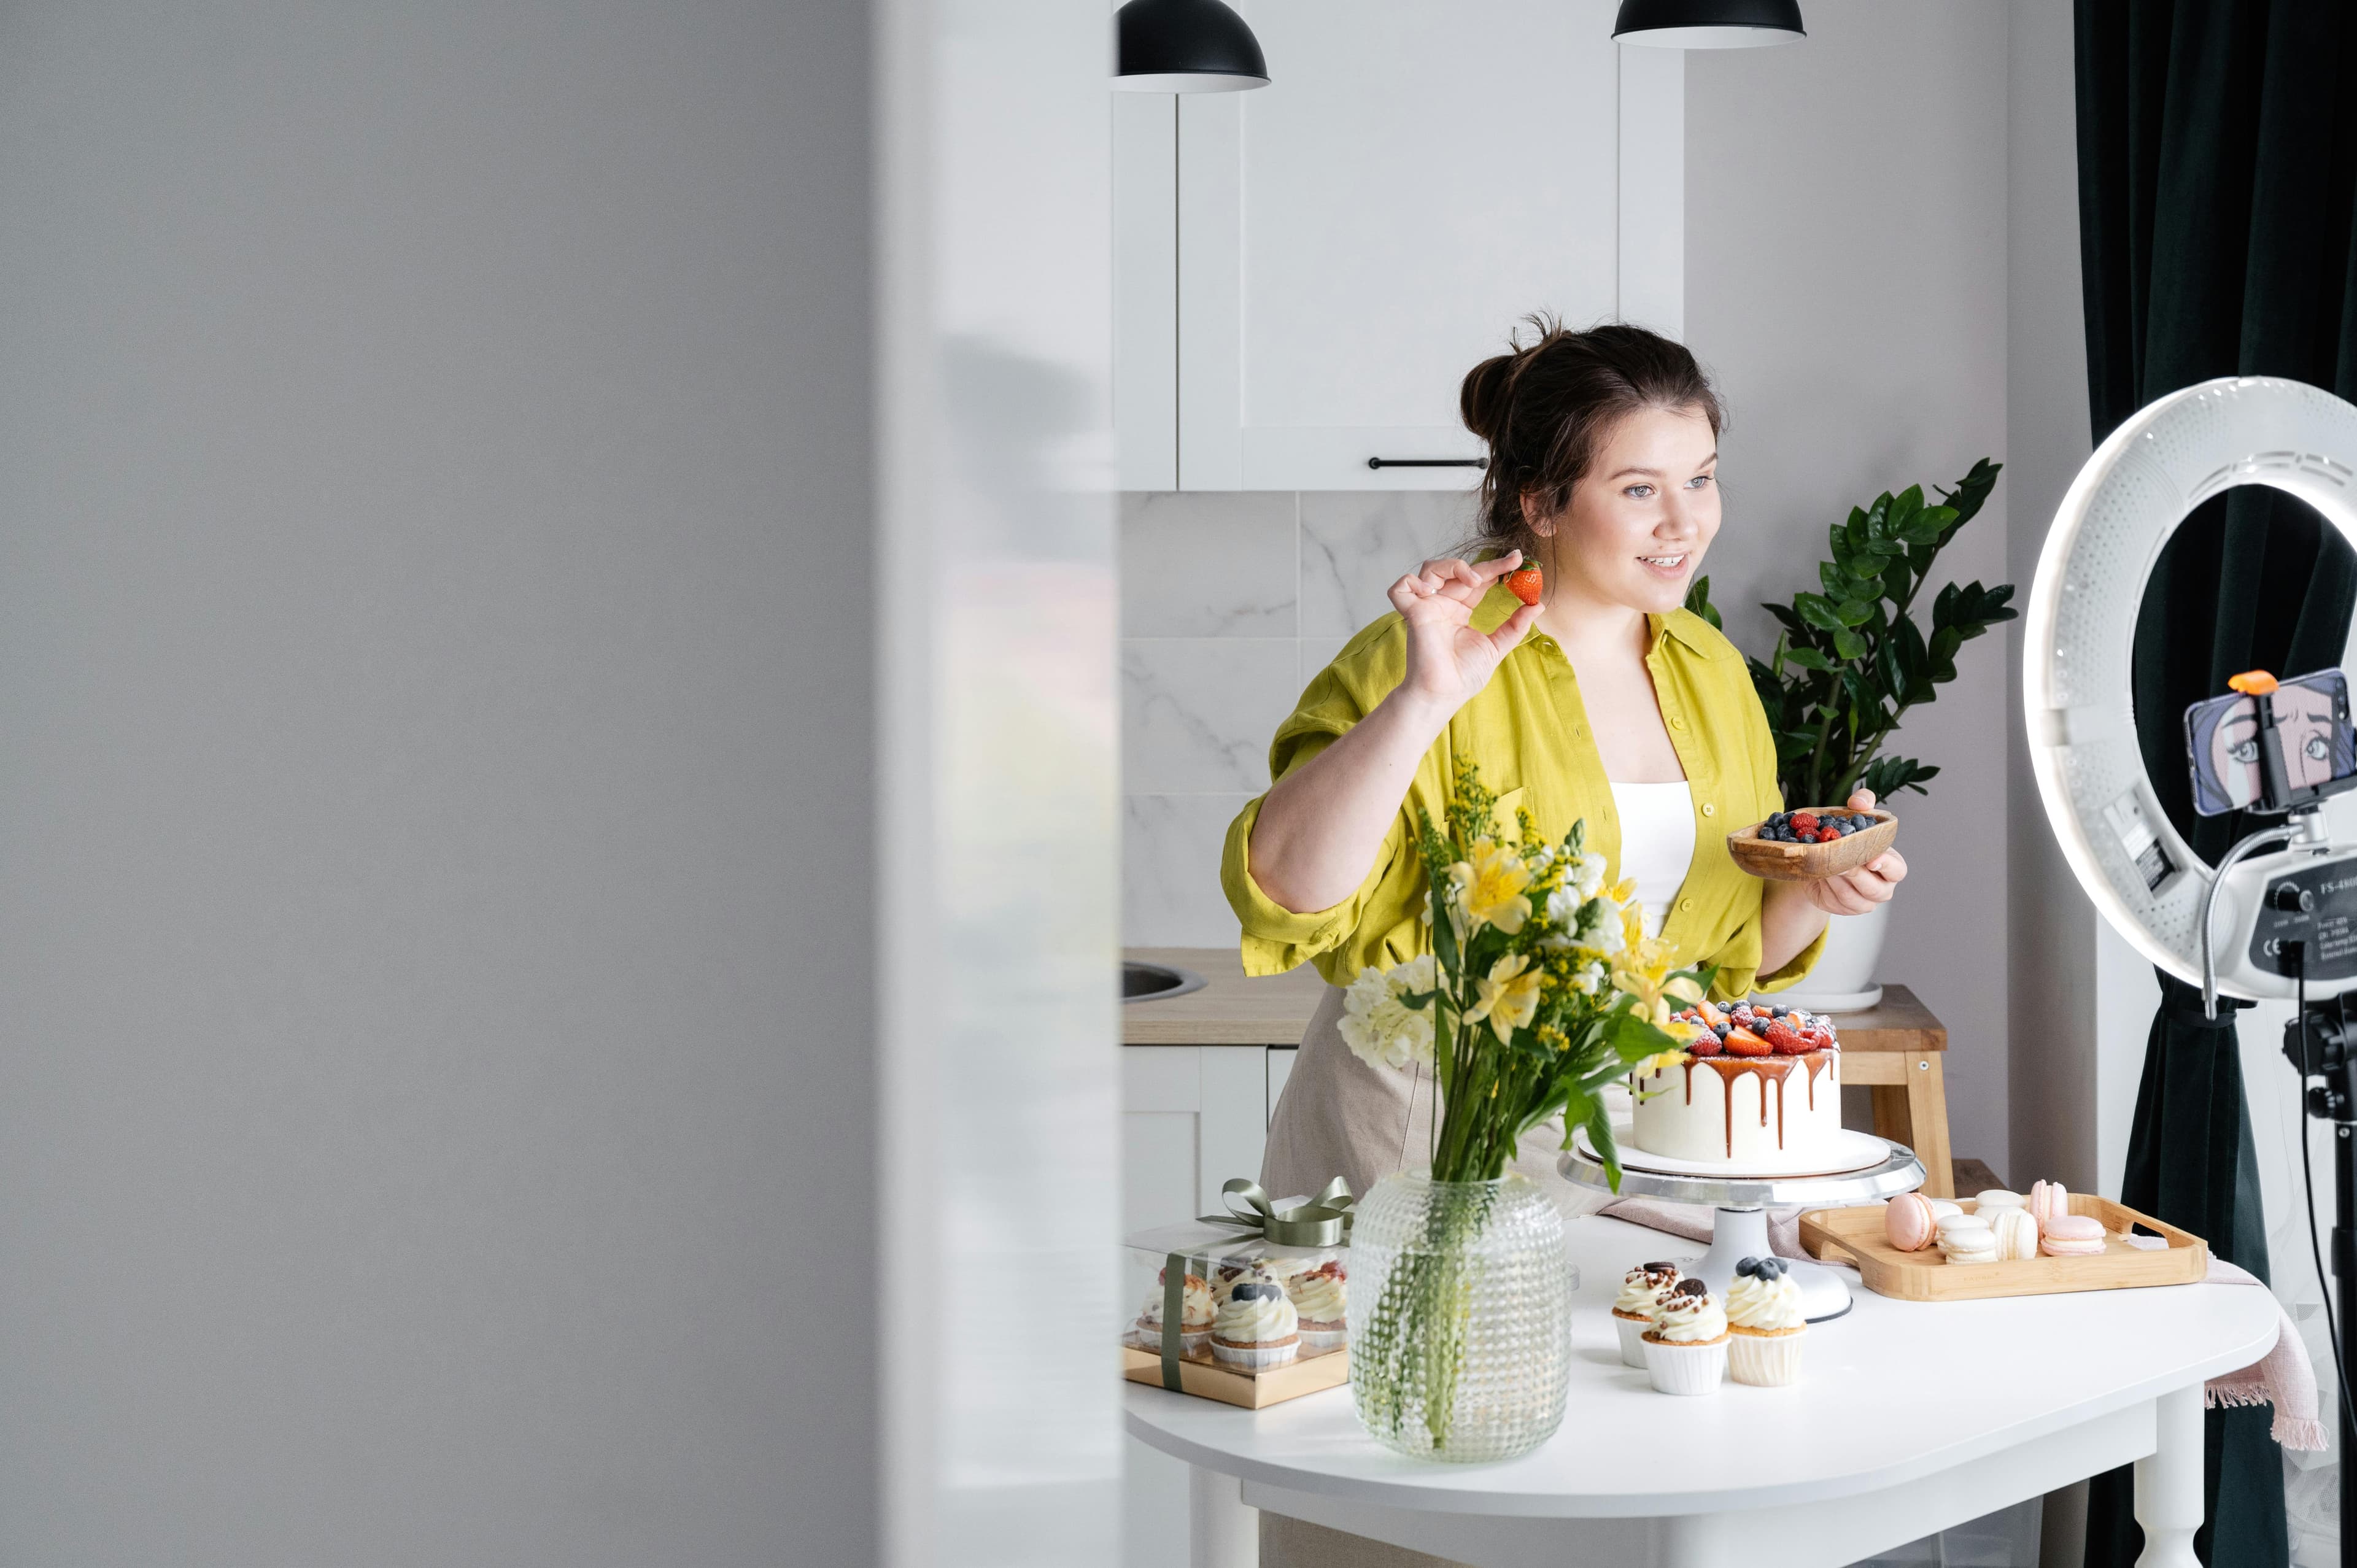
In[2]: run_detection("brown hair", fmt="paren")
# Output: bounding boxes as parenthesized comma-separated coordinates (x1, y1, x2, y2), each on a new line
(1459, 317, 1725, 557)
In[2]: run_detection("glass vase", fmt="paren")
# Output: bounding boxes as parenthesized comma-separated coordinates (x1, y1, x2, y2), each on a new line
(1347, 1172, 1570, 1462)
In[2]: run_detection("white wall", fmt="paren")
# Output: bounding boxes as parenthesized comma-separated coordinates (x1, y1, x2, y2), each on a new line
(1688, 0, 2014, 1173)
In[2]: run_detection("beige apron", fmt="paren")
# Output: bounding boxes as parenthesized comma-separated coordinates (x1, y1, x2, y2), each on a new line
(1260, 983, 1614, 1215)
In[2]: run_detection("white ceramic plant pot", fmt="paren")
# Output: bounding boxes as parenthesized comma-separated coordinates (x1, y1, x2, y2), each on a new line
(1762, 899, 1891, 1012)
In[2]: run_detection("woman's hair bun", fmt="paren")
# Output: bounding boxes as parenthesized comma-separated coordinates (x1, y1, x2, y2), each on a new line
(1458, 350, 1518, 445)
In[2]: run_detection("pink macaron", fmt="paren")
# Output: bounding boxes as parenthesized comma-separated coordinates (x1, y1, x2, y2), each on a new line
(2039, 1213, 2107, 1257)
(2028, 1180, 2070, 1230)
(1884, 1191, 1937, 1252)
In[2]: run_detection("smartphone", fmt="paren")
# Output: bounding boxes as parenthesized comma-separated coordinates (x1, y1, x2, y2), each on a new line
(2185, 669, 2356, 816)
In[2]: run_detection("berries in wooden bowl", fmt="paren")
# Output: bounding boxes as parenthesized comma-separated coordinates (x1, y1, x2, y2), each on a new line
(1725, 808, 1898, 882)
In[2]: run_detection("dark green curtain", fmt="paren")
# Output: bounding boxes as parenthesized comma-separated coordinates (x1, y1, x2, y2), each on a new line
(2076, 3, 2357, 1566)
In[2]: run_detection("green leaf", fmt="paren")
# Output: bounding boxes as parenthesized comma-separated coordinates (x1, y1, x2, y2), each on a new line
(1784, 645, 1835, 673)
(1835, 598, 1876, 627)
(1795, 593, 1846, 632)
(1832, 627, 1869, 661)
(1683, 574, 1722, 630)
(1819, 561, 1851, 598)
(1897, 504, 1956, 546)
(1763, 601, 1808, 638)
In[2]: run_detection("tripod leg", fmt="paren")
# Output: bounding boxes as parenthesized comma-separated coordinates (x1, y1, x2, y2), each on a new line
(2337, 1122, 2355, 1568)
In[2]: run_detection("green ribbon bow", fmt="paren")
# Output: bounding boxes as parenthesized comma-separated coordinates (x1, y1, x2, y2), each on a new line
(1198, 1177, 1355, 1248)
(1157, 1178, 1353, 1392)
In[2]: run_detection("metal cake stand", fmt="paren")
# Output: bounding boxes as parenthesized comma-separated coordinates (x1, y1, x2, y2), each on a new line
(1558, 1136, 1925, 1323)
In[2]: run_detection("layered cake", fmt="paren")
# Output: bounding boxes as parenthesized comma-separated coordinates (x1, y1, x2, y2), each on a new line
(1628, 1000, 1842, 1167)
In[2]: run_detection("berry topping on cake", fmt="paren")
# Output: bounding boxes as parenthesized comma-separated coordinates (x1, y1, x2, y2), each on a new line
(1722, 1025, 1772, 1057)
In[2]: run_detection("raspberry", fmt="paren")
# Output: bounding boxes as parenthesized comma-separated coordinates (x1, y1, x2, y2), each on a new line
(1686, 1033, 1722, 1057)
(1765, 1021, 1809, 1055)
(1817, 827, 1841, 843)
(1789, 812, 1820, 833)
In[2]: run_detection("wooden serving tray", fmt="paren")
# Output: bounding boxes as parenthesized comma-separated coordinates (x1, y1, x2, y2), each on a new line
(1120, 1344, 1349, 1408)
(1798, 1194, 2208, 1301)
(1727, 808, 1898, 882)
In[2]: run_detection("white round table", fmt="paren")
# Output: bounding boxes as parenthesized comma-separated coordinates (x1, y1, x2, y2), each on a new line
(1126, 1212, 2281, 1568)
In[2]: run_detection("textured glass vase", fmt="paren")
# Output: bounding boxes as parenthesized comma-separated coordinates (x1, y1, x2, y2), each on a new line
(1347, 1172, 1571, 1462)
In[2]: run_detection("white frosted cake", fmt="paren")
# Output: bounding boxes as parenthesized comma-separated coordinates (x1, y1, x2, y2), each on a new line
(1629, 1002, 1843, 1168)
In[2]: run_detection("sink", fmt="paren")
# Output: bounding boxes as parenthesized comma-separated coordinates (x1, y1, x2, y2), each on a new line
(1123, 960, 1206, 1005)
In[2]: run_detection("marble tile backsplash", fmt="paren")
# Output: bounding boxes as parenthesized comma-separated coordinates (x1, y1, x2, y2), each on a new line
(1120, 489, 1474, 948)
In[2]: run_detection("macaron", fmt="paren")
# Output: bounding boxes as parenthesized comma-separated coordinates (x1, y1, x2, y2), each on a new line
(1973, 1189, 2027, 1213)
(1938, 1219, 1997, 1265)
(1884, 1192, 1937, 1252)
(1991, 1207, 2040, 1262)
(2028, 1180, 2070, 1230)
(1928, 1199, 1963, 1223)
(2040, 1214, 2107, 1257)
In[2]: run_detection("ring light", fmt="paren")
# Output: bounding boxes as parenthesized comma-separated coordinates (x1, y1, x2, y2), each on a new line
(2024, 375, 2357, 1002)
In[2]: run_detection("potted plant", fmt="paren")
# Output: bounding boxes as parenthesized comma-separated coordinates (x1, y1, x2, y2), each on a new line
(1684, 458, 2013, 1007)
(1339, 761, 1706, 1460)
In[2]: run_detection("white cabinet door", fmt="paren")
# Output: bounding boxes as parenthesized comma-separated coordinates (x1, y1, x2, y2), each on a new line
(1119, 1046, 1269, 1568)
(1120, 1, 1683, 491)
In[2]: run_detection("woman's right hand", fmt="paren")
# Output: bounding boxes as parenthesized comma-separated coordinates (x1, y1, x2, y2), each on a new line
(1387, 552, 1542, 719)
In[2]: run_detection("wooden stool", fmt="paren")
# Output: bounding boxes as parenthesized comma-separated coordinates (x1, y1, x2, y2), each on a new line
(1825, 985, 1954, 1198)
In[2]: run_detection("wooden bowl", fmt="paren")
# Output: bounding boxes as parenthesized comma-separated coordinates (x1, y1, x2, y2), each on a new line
(1726, 808, 1898, 882)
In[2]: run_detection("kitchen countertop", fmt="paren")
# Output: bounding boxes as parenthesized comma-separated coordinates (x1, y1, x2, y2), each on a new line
(1123, 946, 1326, 1046)
(1122, 946, 1945, 1055)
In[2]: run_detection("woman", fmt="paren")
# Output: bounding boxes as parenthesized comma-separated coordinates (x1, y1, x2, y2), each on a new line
(1225, 321, 1908, 1207)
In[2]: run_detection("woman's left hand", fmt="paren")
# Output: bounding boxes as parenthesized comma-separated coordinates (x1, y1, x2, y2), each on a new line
(1797, 788, 1907, 916)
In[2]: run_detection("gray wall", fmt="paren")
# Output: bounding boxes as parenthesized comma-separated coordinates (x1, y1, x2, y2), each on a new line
(0, 3, 875, 1561)
(1688, 0, 2014, 1173)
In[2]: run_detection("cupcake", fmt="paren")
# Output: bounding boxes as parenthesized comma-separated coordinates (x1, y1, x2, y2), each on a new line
(1641, 1279, 1728, 1396)
(1725, 1257, 1806, 1386)
(1134, 1269, 1214, 1356)
(1612, 1261, 1683, 1368)
(1213, 1259, 1282, 1303)
(1282, 1259, 1348, 1352)
(1210, 1280, 1300, 1370)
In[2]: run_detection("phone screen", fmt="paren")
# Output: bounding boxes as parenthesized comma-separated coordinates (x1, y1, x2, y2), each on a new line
(2185, 669, 2356, 816)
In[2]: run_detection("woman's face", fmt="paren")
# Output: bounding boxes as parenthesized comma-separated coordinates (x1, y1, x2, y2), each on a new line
(1530, 404, 1720, 615)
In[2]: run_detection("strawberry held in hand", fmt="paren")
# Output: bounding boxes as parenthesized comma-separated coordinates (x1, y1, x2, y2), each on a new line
(1504, 558, 1544, 606)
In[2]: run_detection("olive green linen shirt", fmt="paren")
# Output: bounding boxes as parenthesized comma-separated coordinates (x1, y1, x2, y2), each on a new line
(1221, 585, 1825, 998)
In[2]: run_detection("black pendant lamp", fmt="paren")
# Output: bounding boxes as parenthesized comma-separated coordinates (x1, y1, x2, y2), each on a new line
(1113, 0, 1269, 93)
(1612, 0, 1804, 48)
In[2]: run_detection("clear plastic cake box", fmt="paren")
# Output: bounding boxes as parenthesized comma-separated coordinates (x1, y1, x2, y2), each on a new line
(1121, 1217, 1350, 1409)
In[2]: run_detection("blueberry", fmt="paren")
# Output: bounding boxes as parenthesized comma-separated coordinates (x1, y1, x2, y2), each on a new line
(1231, 1281, 1277, 1302)
(1760, 1258, 1788, 1280)
(1713, 1022, 1731, 1038)
(1735, 1257, 1761, 1277)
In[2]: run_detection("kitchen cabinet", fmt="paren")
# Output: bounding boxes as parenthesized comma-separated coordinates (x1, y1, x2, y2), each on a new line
(1114, 2, 1685, 491)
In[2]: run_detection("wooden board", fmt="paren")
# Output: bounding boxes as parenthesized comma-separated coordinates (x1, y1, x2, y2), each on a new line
(1123, 946, 1328, 1046)
(1121, 1343, 1350, 1408)
(1727, 808, 1898, 882)
(1798, 1195, 2208, 1301)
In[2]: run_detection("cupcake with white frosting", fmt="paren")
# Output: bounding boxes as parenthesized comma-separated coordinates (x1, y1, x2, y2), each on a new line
(1282, 1260, 1348, 1353)
(1134, 1269, 1214, 1356)
(1725, 1257, 1807, 1386)
(1210, 1280, 1299, 1370)
(1641, 1280, 1728, 1396)
(1612, 1262, 1682, 1368)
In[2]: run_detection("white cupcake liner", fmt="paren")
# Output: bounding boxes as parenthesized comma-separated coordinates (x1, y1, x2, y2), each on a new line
(1211, 1335, 1300, 1370)
(1641, 1335, 1727, 1396)
(1297, 1323, 1347, 1353)
(1728, 1329, 1805, 1387)
(1132, 1319, 1212, 1356)
(1614, 1313, 1651, 1369)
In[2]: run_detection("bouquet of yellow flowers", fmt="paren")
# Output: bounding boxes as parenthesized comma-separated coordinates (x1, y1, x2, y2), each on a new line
(1337, 757, 1713, 1189)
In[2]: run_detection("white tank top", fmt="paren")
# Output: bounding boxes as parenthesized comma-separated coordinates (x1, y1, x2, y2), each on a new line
(1608, 780, 1697, 938)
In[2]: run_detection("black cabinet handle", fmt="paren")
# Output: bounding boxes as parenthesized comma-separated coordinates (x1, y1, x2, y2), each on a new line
(1366, 457, 1486, 470)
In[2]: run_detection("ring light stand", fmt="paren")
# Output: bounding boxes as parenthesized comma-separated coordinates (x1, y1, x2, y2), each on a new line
(2026, 376, 2357, 1556)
